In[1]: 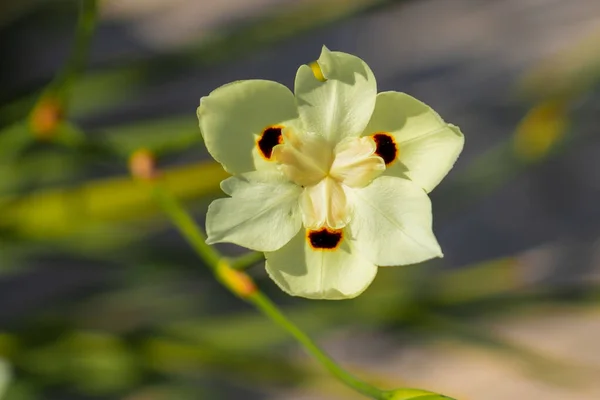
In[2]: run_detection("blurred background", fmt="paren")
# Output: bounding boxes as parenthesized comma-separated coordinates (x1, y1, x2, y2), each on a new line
(1, 0, 600, 399)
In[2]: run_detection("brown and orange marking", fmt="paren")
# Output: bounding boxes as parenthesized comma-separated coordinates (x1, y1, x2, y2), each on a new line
(307, 228, 343, 251)
(371, 132, 398, 166)
(257, 125, 284, 160)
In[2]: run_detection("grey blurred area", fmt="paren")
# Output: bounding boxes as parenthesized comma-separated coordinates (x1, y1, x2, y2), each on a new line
(82, 0, 600, 271)
(1, 0, 600, 399)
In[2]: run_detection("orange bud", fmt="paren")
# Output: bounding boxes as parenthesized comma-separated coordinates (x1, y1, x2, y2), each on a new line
(29, 96, 64, 139)
(129, 149, 158, 181)
(217, 261, 257, 298)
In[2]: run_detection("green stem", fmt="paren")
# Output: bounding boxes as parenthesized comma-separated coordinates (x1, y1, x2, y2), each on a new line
(54, 0, 99, 103)
(150, 184, 221, 269)
(230, 251, 265, 270)
(151, 183, 387, 399)
(250, 291, 387, 399)
(27, 1, 98, 141)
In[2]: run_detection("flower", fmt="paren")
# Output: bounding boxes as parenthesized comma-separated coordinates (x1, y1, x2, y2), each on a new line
(197, 46, 464, 300)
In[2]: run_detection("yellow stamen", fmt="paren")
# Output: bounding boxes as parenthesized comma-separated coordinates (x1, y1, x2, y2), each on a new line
(309, 61, 326, 82)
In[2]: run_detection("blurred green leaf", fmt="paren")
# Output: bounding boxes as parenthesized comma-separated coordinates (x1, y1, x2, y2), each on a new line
(0, 122, 33, 160)
(1, 0, 400, 122)
(386, 388, 454, 400)
(1, 380, 38, 400)
(0, 358, 11, 399)
(0, 161, 227, 239)
(102, 116, 201, 157)
(513, 98, 570, 163)
(63, 332, 139, 395)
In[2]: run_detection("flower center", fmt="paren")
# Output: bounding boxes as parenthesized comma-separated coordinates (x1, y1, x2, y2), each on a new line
(273, 132, 386, 230)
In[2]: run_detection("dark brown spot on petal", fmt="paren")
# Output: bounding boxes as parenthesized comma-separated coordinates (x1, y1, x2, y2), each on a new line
(307, 228, 343, 250)
(372, 133, 398, 165)
(257, 125, 284, 160)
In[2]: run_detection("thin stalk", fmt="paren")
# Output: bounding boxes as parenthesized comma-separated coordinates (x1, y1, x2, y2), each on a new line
(55, 0, 99, 102)
(150, 183, 221, 269)
(230, 251, 265, 270)
(28, 0, 99, 139)
(249, 291, 388, 399)
(151, 183, 387, 399)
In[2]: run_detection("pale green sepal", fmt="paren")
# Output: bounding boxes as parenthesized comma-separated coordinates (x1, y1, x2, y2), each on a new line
(206, 171, 302, 252)
(363, 92, 464, 193)
(294, 46, 377, 144)
(198, 80, 298, 175)
(265, 230, 377, 300)
(347, 176, 442, 266)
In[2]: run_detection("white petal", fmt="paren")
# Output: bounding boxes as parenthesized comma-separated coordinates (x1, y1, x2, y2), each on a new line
(294, 46, 377, 144)
(206, 171, 302, 252)
(330, 136, 385, 188)
(198, 80, 299, 175)
(265, 230, 377, 300)
(299, 177, 350, 230)
(347, 176, 442, 266)
(363, 92, 464, 192)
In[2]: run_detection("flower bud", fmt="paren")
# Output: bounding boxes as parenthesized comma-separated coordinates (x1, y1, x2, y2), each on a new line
(216, 261, 257, 298)
(29, 96, 64, 140)
(129, 149, 158, 181)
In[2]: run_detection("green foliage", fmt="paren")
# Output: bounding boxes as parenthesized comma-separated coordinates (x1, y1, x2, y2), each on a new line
(386, 388, 455, 400)
(1, 0, 599, 399)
